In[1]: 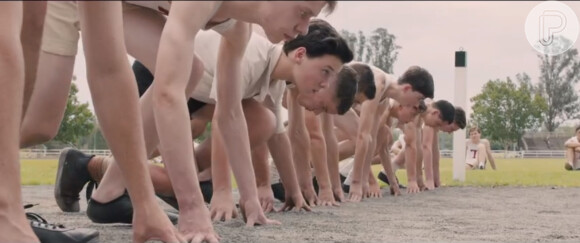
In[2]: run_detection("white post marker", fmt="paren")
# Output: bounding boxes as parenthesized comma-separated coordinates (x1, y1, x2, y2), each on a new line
(453, 49, 467, 181)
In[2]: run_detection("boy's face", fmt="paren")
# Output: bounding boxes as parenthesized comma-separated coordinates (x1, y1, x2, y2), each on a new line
(260, 1, 327, 43)
(470, 130, 481, 141)
(292, 50, 342, 95)
(396, 104, 422, 123)
(399, 83, 425, 107)
(423, 107, 446, 127)
(296, 80, 339, 115)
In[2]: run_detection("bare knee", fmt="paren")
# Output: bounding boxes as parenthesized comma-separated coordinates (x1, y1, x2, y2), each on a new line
(477, 143, 486, 151)
(20, 121, 59, 148)
(243, 100, 276, 145)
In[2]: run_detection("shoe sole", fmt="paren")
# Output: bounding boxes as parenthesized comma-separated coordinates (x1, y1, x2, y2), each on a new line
(54, 148, 80, 212)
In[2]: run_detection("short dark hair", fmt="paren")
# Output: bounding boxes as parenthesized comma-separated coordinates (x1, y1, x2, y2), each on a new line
(349, 63, 376, 100)
(335, 66, 358, 115)
(454, 107, 466, 129)
(398, 66, 434, 99)
(283, 19, 353, 64)
(432, 100, 455, 124)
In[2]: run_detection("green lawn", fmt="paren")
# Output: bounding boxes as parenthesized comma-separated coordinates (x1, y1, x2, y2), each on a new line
(21, 158, 580, 187)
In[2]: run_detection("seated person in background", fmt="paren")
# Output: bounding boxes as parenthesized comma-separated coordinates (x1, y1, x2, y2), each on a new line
(465, 126, 496, 170)
(564, 125, 580, 171)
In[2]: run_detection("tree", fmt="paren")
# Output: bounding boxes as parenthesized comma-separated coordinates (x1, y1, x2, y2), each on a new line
(536, 38, 580, 131)
(54, 78, 95, 147)
(367, 28, 400, 73)
(470, 77, 547, 150)
(340, 28, 401, 73)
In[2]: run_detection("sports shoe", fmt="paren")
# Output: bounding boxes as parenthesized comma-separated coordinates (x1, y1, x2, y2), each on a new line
(87, 192, 179, 225)
(54, 148, 94, 212)
(27, 211, 99, 243)
(377, 171, 406, 189)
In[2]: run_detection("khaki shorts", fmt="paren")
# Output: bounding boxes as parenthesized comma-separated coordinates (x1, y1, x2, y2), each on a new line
(41, 1, 145, 56)
(41, 1, 81, 56)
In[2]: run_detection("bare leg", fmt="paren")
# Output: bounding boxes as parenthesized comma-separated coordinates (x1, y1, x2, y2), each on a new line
(338, 140, 356, 161)
(20, 53, 75, 147)
(77, 2, 181, 242)
(565, 148, 575, 170)
(20, 1, 46, 117)
(477, 143, 487, 169)
(0, 2, 39, 242)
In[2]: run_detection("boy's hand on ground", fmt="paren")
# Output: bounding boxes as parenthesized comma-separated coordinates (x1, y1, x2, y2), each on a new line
(317, 187, 340, 207)
(425, 180, 435, 191)
(209, 190, 238, 222)
(257, 185, 275, 213)
(332, 186, 345, 202)
(300, 185, 319, 207)
(280, 192, 311, 212)
(407, 181, 420, 194)
(348, 182, 363, 202)
(366, 182, 381, 198)
(176, 206, 220, 243)
(239, 198, 281, 227)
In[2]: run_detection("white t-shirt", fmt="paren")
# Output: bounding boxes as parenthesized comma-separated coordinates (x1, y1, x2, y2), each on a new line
(465, 140, 481, 166)
(190, 31, 287, 133)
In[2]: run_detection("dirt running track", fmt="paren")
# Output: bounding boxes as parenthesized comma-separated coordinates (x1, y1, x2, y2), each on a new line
(22, 185, 580, 243)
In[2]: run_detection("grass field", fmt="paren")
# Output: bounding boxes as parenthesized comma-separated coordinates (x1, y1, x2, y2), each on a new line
(21, 158, 580, 187)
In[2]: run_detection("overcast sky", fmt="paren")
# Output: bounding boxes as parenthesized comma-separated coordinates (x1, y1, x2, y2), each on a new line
(72, 1, 580, 123)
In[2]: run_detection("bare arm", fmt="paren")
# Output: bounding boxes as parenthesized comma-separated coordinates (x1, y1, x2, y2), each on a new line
(267, 132, 310, 211)
(305, 111, 336, 206)
(321, 113, 343, 201)
(286, 88, 318, 205)
(211, 22, 257, 202)
(403, 120, 419, 193)
(348, 98, 380, 201)
(421, 126, 435, 190)
(152, 1, 220, 210)
(482, 139, 496, 170)
(262, 92, 309, 211)
(432, 132, 441, 187)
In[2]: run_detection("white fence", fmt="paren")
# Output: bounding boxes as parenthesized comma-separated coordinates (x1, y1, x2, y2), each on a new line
(21, 148, 566, 159)
(440, 150, 566, 158)
(20, 149, 111, 159)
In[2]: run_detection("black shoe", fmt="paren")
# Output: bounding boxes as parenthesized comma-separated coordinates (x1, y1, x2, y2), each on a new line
(157, 180, 214, 210)
(54, 148, 94, 212)
(271, 182, 286, 202)
(565, 162, 573, 171)
(342, 184, 350, 193)
(87, 193, 179, 225)
(377, 171, 406, 189)
(200, 180, 213, 204)
(27, 212, 99, 243)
